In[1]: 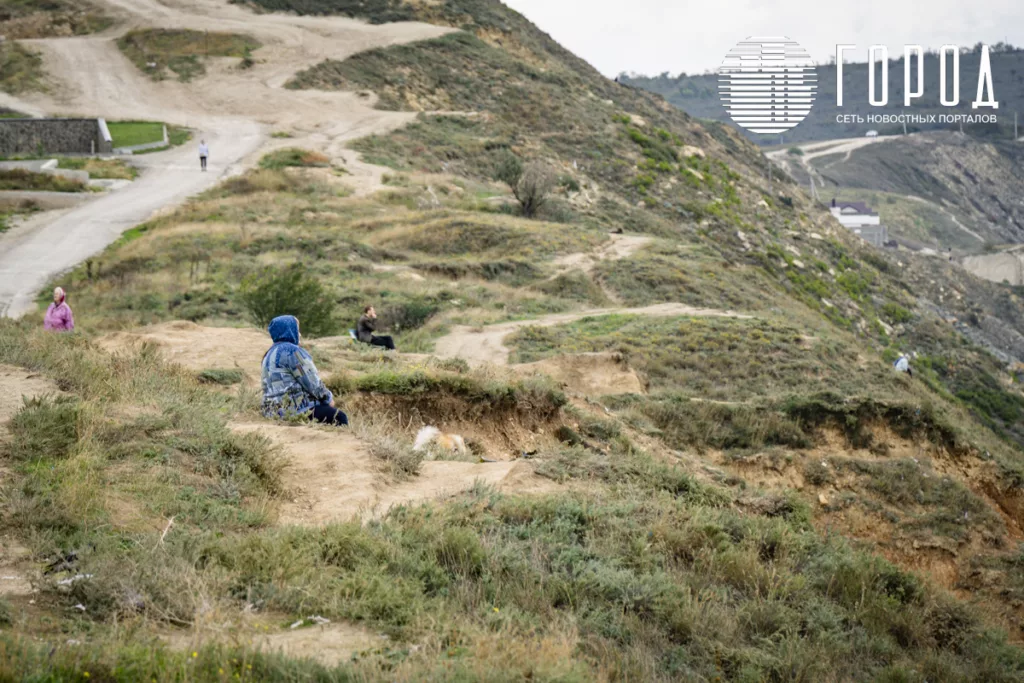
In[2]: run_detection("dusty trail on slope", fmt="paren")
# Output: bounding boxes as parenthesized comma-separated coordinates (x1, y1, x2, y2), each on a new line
(903, 194, 985, 244)
(766, 135, 906, 187)
(233, 422, 555, 524)
(0, 0, 452, 317)
(434, 303, 753, 368)
(549, 233, 653, 277)
(0, 365, 58, 601)
(95, 323, 561, 519)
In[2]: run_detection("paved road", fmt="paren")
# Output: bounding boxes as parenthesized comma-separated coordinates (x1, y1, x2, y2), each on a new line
(0, 120, 261, 317)
(0, 0, 449, 319)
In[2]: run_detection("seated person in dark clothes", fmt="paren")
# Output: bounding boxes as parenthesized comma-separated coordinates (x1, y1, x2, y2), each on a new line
(356, 305, 396, 351)
(261, 315, 347, 425)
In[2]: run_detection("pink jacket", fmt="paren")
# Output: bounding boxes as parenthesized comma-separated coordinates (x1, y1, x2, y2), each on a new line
(44, 302, 74, 332)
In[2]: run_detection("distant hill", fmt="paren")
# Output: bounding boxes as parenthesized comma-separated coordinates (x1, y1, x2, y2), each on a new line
(622, 46, 1024, 144)
(773, 131, 1024, 249)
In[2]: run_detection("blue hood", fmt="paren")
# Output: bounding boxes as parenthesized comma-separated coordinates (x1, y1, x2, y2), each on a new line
(268, 316, 299, 345)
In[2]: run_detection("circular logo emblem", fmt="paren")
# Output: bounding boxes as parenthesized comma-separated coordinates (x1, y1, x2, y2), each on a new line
(719, 37, 817, 134)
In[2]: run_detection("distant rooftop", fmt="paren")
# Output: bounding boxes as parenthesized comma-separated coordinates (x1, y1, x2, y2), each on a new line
(830, 199, 878, 216)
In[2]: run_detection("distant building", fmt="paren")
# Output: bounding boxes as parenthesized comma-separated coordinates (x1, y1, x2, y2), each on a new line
(830, 199, 888, 248)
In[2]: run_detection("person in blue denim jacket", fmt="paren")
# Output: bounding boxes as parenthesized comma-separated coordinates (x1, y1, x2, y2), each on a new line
(261, 315, 347, 425)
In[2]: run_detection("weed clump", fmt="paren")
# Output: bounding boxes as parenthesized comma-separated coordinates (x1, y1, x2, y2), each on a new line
(239, 264, 339, 337)
(4, 395, 80, 461)
(259, 148, 331, 169)
(197, 368, 245, 386)
(0, 169, 86, 193)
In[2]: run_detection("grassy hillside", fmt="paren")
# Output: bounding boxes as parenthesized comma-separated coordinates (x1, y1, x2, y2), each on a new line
(5, 0, 1024, 679)
(118, 29, 262, 82)
(622, 46, 1024, 145)
(809, 133, 1024, 247)
(0, 0, 111, 38)
(0, 39, 44, 94)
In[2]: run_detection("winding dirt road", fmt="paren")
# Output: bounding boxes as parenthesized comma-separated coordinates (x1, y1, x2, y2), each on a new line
(0, 0, 451, 317)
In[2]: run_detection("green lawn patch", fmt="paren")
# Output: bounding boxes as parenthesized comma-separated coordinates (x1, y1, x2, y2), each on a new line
(104, 122, 189, 152)
(105, 121, 164, 148)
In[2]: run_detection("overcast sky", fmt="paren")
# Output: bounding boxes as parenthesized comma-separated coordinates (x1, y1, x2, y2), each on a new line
(502, 0, 1024, 76)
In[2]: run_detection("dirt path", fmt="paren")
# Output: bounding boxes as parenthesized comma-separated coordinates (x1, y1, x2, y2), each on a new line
(233, 422, 553, 524)
(0, 116, 261, 318)
(0, 365, 59, 603)
(766, 135, 908, 185)
(0, 0, 452, 317)
(97, 321, 271, 380)
(434, 303, 752, 368)
(162, 613, 386, 668)
(903, 194, 986, 244)
(550, 233, 653, 276)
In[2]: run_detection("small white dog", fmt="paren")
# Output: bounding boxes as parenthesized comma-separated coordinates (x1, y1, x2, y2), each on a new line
(413, 426, 468, 456)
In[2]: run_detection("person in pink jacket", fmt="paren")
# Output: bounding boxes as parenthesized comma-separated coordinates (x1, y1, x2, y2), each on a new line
(43, 287, 74, 332)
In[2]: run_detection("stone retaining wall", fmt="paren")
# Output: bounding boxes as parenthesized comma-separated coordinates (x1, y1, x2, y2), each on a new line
(0, 118, 113, 156)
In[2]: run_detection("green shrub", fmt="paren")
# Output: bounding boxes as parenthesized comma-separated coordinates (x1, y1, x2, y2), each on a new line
(239, 265, 339, 337)
(259, 148, 331, 169)
(433, 357, 470, 374)
(231, 0, 416, 23)
(3, 395, 80, 461)
(493, 153, 555, 218)
(882, 303, 914, 324)
(376, 298, 439, 332)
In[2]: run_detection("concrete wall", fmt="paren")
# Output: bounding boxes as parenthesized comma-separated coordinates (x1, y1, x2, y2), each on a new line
(0, 118, 113, 156)
(847, 223, 888, 248)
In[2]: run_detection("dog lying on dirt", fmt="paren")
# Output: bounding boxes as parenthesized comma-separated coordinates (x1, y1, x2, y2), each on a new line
(413, 426, 468, 457)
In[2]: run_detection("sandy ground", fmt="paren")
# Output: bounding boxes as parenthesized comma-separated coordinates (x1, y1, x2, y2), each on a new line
(515, 352, 645, 396)
(162, 612, 387, 668)
(0, 0, 453, 318)
(0, 364, 57, 425)
(433, 303, 753, 368)
(549, 233, 653, 276)
(233, 421, 554, 524)
(97, 321, 271, 378)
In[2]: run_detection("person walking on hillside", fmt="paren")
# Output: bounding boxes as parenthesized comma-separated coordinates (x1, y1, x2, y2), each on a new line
(261, 315, 347, 425)
(894, 354, 913, 379)
(43, 287, 74, 332)
(198, 139, 209, 172)
(357, 305, 396, 351)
